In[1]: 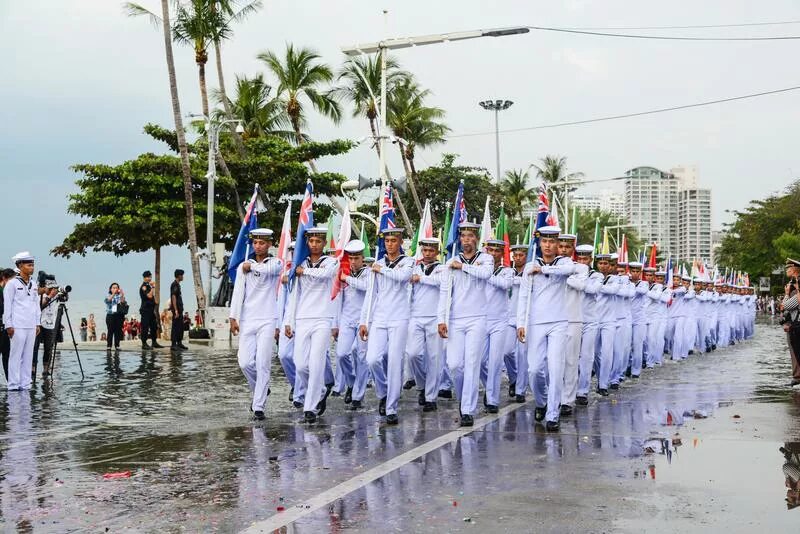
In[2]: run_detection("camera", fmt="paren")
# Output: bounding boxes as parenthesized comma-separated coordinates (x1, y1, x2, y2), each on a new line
(37, 271, 71, 302)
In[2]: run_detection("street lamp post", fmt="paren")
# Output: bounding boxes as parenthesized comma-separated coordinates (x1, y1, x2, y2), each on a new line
(479, 99, 513, 182)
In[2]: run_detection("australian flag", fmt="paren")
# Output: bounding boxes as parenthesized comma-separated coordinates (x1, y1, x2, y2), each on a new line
(288, 180, 314, 286)
(445, 180, 467, 259)
(228, 185, 261, 284)
(527, 182, 550, 262)
(376, 186, 396, 260)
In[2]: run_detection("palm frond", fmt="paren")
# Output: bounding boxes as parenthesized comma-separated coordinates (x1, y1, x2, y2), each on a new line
(124, 2, 162, 27)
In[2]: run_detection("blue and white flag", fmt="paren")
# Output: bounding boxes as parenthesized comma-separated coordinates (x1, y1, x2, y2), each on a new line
(527, 182, 551, 263)
(228, 185, 261, 284)
(445, 180, 467, 259)
(376, 186, 396, 260)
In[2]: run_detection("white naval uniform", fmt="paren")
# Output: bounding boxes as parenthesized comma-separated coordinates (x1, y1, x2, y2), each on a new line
(276, 283, 297, 399)
(337, 267, 370, 401)
(482, 264, 514, 407)
(360, 254, 415, 416)
(611, 275, 634, 384)
(669, 286, 690, 360)
(3, 276, 41, 390)
(285, 255, 338, 414)
(562, 262, 589, 407)
(594, 274, 618, 390)
(229, 256, 283, 412)
(629, 279, 649, 377)
(645, 283, 669, 367)
(516, 256, 575, 423)
(406, 261, 445, 404)
(438, 251, 493, 416)
(508, 267, 527, 396)
(576, 269, 603, 397)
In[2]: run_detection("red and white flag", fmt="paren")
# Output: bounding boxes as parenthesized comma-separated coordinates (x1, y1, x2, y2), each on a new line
(275, 201, 292, 293)
(331, 206, 352, 299)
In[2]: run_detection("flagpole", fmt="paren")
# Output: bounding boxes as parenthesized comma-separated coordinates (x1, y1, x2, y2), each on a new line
(443, 179, 464, 328)
(521, 241, 537, 340)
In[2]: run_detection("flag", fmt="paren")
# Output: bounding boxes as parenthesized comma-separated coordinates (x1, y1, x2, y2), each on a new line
(523, 213, 534, 245)
(601, 227, 610, 255)
(592, 218, 601, 257)
(376, 186, 396, 260)
(228, 185, 261, 283)
(326, 216, 336, 250)
(359, 222, 369, 257)
(479, 196, 493, 249)
(411, 199, 433, 262)
(665, 256, 674, 288)
(546, 188, 559, 227)
(289, 180, 314, 285)
(618, 234, 628, 268)
(527, 182, 550, 262)
(442, 202, 452, 251)
(331, 206, 352, 299)
(445, 180, 467, 259)
(647, 242, 658, 269)
(496, 204, 510, 266)
(570, 205, 578, 235)
(275, 201, 293, 293)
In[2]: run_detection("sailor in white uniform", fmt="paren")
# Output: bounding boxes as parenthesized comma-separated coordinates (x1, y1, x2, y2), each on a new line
(406, 237, 445, 412)
(573, 244, 603, 405)
(481, 238, 514, 414)
(627, 261, 649, 378)
(336, 240, 370, 410)
(509, 244, 529, 402)
(558, 233, 584, 416)
(593, 253, 618, 396)
(3, 252, 41, 391)
(284, 226, 338, 423)
(229, 229, 283, 421)
(359, 227, 415, 425)
(516, 226, 575, 431)
(438, 222, 493, 427)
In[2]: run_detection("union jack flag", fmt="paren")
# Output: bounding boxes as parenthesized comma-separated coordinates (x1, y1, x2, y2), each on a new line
(527, 182, 551, 261)
(376, 186, 396, 259)
(445, 180, 467, 259)
(288, 180, 314, 284)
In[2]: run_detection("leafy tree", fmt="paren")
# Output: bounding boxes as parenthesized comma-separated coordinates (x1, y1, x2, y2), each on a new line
(501, 168, 535, 221)
(213, 74, 295, 141)
(571, 208, 643, 258)
(531, 155, 584, 215)
(774, 231, 800, 262)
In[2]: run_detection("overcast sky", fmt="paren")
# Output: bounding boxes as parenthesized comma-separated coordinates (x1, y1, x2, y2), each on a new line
(2, 0, 798, 317)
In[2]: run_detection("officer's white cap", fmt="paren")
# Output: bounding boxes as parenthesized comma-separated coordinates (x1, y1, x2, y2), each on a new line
(537, 225, 561, 237)
(575, 244, 594, 255)
(643, 266, 656, 273)
(419, 238, 440, 247)
(12, 251, 34, 264)
(344, 239, 366, 254)
(655, 270, 666, 276)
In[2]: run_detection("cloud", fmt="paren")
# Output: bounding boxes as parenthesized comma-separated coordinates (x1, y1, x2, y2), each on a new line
(552, 48, 609, 78)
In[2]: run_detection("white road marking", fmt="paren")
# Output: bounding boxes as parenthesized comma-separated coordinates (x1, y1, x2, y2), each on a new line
(241, 402, 528, 533)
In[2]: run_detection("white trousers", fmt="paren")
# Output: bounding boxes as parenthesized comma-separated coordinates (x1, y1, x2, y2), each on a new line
(366, 320, 409, 416)
(561, 322, 583, 407)
(335, 321, 367, 391)
(277, 329, 296, 396)
(237, 321, 275, 412)
(594, 322, 615, 390)
(482, 319, 510, 407)
(577, 322, 598, 397)
(446, 316, 487, 416)
(8, 328, 35, 391)
(612, 321, 632, 384)
(630, 323, 647, 376)
(526, 321, 567, 423)
(406, 316, 443, 403)
(293, 318, 332, 413)
(646, 317, 666, 367)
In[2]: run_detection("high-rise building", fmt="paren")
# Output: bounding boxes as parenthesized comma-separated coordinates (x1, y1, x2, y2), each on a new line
(570, 189, 625, 218)
(623, 166, 679, 258)
(677, 187, 712, 263)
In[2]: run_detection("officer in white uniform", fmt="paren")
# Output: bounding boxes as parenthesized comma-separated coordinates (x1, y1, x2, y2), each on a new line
(438, 222, 493, 427)
(627, 262, 649, 378)
(285, 226, 338, 423)
(611, 258, 634, 388)
(573, 245, 603, 405)
(229, 229, 282, 421)
(509, 244, 529, 402)
(277, 242, 301, 406)
(481, 239, 514, 414)
(3, 252, 41, 391)
(359, 227, 415, 425)
(336, 239, 370, 410)
(593, 253, 618, 396)
(516, 226, 575, 431)
(406, 238, 445, 412)
(558, 233, 584, 416)
(645, 270, 669, 368)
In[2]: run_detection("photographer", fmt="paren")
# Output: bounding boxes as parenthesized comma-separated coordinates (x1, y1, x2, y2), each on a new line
(0, 267, 16, 380)
(139, 271, 162, 349)
(33, 280, 59, 379)
(104, 282, 126, 350)
(782, 259, 800, 386)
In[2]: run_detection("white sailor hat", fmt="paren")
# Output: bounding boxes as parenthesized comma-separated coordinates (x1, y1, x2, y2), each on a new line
(457, 222, 481, 232)
(380, 226, 404, 237)
(12, 251, 34, 264)
(537, 225, 561, 237)
(643, 266, 656, 273)
(510, 243, 528, 251)
(558, 233, 576, 241)
(786, 258, 800, 268)
(248, 228, 274, 239)
(344, 239, 366, 254)
(304, 226, 328, 237)
(575, 244, 594, 256)
(628, 261, 644, 269)
(609, 253, 619, 261)
(617, 261, 629, 266)
(485, 239, 506, 247)
(364, 256, 376, 263)
(595, 253, 612, 260)
(419, 237, 440, 247)
(655, 270, 666, 276)
(681, 275, 692, 281)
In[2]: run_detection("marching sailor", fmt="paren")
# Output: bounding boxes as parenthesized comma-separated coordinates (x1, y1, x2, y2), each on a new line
(509, 244, 529, 402)
(559, 234, 585, 416)
(3, 252, 40, 391)
(645, 270, 669, 368)
(593, 253, 618, 396)
(572, 245, 603, 406)
(627, 261, 649, 378)
(481, 238, 514, 414)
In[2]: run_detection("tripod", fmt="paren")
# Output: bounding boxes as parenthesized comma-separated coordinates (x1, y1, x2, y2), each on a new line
(52, 301, 85, 380)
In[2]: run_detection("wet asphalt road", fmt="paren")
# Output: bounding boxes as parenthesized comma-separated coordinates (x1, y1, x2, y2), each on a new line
(1, 317, 799, 533)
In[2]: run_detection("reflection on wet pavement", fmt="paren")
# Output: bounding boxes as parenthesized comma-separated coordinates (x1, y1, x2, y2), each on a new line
(1, 320, 799, 532)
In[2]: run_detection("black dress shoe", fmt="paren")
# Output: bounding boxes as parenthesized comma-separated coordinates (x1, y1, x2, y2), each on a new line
(625, 368, 632, 378)
(688, 350, 694, 355)
(293, 400, 304, 409)
(344, 387, 353, 404)
(508, 382, 516, 397)
(597, 388, 609, 397)
(141, 342, 151, 350)
(379, 397, 387, 416)
(631, 374, 640, 379)
(460, 414, 474, 427)
(289, 387, 294, 402)
(152, 342, 164, 348)
(609, 383, 620, 390)
(316, 385, 333, 416)
(559, 405, 573, 417)
(515, 394, 526, 403)
(330, 390, 341, 397)
(546, 420, 560, 432)
(438, 389, 452, 399)
(483, 392, 488, 408)
(304, 411, 316, 423)
(711, 344, 717, 350)
(178, 344, 189, 350)
(350, 399, 363, 410)
(403, 379, 416, 390)
(486, 404, 499, 414)
(423, 401, 437, 412)
(418, 390, 426, 405)
(386, 414, 399, 425)
(253, 410, 265, 421)
(534, 406, 547, 422)
(576, 396, 589, 406)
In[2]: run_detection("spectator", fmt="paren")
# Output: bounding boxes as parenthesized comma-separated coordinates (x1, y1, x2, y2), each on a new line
(80, 317, 88, 342)
(100, 332, 107, 342)
(170, 269, 187, 350)
(194, 309, 203, 328)
(182, 312, 191, 333)
(88, 313, 97, 341)
(104, 283, 126, 350)
(122, 318, 130, 340)
(129, 319, 139, 340)
(160, 308, 172, 341)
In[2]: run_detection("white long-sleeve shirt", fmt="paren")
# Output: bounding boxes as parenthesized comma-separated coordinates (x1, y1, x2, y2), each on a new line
(516, 256, 575, 327)
(437, 251, 494, 324)
(508, 268, 525, 326)
(630, 280, 649, 325)
(615, 275, 634, 320)
(579, 270, 603, 324)
(339, 266, 369, 327)
(285, 255, 338, 324)
(360, 254, 415, 326)
(411, 261, 444, 319)
(564, 263, 590, 324)
(646, 283, 668, 320)
(3, 276, 40, 329)
(485, 265, 514, 322)
(229, 257, 283, 324)
(596, 274, 619, 325)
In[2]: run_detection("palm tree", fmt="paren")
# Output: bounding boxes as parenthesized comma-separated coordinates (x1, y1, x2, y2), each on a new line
(531, 155, 584, 222)
(501, 169, 535, 221)
(125, 0, 207, 310)
(212, 74, 296, 140)
(388, 80, 450, 217)
(257, 44, 341, 170)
